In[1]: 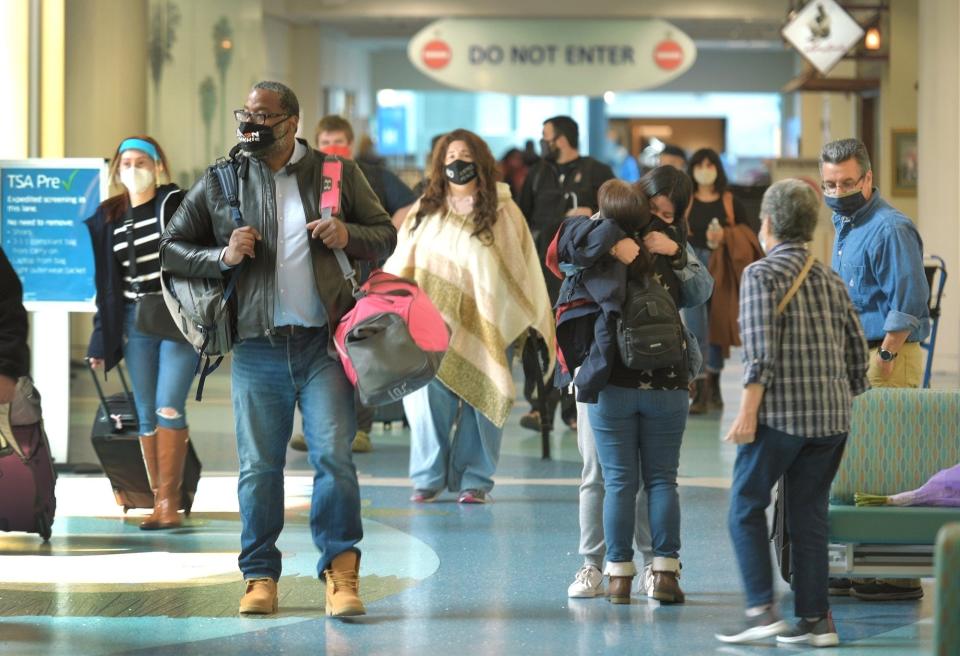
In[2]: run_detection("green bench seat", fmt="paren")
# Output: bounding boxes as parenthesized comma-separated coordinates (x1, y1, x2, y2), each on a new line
(829, 505, 960, 544)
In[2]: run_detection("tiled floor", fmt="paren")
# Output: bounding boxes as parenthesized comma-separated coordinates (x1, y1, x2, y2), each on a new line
(0, 354, 942, 655)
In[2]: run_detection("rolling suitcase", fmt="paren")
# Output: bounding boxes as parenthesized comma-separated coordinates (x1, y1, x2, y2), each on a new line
(89, 366, 201, 514)
(0, 377, 56, 541)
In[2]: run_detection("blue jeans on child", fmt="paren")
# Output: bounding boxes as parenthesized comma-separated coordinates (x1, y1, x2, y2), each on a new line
(588, 386, 688, 563)
(122, 303, 196, 433)
(403, 378, 505, 494)
(682, 246, 725, 373)
(231, 327, 362, 581)
(727, 424, 846, 617)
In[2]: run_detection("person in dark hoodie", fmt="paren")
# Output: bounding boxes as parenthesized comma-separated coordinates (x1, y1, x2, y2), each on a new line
(85, 136, 197, 531)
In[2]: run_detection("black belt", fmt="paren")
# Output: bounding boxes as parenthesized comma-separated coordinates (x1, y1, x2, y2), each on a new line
(269, 325, 321, 337)
(867, 340, 883, 349)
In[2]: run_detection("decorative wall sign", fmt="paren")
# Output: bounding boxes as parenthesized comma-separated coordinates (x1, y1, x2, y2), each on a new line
(781, 0, 864, 75)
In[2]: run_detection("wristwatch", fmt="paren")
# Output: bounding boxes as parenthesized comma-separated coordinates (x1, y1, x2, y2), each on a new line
(878, 348, 898, 362)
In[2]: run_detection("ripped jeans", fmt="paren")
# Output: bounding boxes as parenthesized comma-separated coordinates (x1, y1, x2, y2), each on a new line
(122, 303, 197, 434)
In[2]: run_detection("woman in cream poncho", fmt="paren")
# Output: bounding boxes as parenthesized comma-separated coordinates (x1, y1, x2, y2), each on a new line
(383, 129, 555, 504)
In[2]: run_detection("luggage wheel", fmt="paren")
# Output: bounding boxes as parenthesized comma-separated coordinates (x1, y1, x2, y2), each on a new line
(37, 514, 52, 542)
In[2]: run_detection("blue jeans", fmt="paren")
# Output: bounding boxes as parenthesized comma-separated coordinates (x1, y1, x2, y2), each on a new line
(122, 304, 196, 433)
(681, 246, 725, 373)
(727, 424, 846, 617)
(588, 386, 688, 563)
(403, 378, 504, 493)
(232, 327, 361, 581)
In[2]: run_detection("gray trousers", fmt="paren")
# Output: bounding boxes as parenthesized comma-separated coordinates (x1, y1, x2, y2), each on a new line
(577, 400, 654, 569)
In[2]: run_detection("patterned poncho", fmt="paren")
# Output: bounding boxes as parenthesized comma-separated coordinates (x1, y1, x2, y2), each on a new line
(383, 182, 555, 428)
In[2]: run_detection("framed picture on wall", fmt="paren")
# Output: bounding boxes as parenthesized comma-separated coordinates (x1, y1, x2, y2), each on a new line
(891, 129, 918, 197)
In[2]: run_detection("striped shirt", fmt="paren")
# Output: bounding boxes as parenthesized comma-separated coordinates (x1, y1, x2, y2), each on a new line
(739, 241, 870, 438)
(113, 202, 162, 299)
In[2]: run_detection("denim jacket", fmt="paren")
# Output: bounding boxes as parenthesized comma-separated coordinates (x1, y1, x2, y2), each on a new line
(831, 190, 930, 343)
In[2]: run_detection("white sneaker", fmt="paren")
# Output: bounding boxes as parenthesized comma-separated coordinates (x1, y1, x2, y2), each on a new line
(567, 565, 604, 598)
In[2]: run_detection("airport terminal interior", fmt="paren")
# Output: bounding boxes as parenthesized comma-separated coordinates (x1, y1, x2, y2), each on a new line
(1, 1, 959, 655)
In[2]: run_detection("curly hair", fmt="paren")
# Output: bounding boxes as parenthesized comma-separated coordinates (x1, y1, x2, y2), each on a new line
(413, 128, 499, 244)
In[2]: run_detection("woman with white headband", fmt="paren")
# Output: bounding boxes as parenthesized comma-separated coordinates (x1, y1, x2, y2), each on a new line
(86, 136, 197, 530)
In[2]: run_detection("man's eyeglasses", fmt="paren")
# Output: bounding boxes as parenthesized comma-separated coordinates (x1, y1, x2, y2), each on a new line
(821, 175, 865, 195)
(233, 109, 288, 125)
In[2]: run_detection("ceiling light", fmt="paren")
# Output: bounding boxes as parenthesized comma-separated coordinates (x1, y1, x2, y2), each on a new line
(864, 27, 881, 51)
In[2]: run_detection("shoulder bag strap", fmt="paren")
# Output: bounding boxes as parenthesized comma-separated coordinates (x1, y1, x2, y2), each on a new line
(124, 210, 140, 297)
(776, 255, 816, 315)
(722, 190, 736, 227)
(321, 155, 363, 299)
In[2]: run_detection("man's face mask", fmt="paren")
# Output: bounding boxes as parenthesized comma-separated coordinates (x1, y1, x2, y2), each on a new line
(823, 188, 868, 216)
(237, 116, 290, 156)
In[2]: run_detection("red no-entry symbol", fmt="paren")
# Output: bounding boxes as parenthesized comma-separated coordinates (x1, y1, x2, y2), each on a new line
(653, 40, 684, 71)
(422, 40, 452, 70)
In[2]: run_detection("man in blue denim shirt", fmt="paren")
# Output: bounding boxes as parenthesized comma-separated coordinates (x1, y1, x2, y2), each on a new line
(820, 138, 930, 602)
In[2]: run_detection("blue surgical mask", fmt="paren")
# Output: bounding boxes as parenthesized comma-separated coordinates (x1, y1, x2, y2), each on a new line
(824, 189, 867, 216)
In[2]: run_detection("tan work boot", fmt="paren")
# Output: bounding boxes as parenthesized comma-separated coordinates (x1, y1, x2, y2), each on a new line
(604, 561, 636, 605)
(649, 557, 685, 604)
(324, 550, 366, 617)
(351, 430, 372, 453)
(140, 427, 189, 530)
(239, 577, 278, 614)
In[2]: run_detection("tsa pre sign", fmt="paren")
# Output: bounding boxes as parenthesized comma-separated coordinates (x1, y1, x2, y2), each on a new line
(0, 159, 106, 305)
(408, 19, 696, 95)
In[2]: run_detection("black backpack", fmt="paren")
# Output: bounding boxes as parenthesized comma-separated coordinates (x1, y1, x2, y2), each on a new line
(616, 275, 686, 371)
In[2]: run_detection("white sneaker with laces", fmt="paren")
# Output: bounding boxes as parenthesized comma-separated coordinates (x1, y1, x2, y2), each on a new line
(567, 565, 604, 598)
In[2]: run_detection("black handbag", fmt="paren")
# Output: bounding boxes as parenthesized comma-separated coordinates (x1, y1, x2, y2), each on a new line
(125, 213, 186, 343)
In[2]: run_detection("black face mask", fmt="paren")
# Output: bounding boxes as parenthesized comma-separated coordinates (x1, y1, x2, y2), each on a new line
(540, 138, 559, 162)
(824, 190, 867, 216)
(237, 117, 288, 154)
(444, 160, 477, 186)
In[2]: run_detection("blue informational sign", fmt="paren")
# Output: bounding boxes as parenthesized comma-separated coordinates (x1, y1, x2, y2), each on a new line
(0, 159, 105, 305)
(376, 106, 407, 156)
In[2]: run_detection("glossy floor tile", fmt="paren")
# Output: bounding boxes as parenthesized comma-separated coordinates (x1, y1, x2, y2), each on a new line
(0, 355, 937, 654)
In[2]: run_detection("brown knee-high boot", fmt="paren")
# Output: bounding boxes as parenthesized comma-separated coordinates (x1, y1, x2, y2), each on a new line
(139, 434, 159, 496)
(140, 427, 189, 530)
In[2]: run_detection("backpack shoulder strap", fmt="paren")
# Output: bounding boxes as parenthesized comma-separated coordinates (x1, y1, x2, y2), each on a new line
(211, 155, 244, 228)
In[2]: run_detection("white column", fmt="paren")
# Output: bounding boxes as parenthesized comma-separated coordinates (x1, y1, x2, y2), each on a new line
(918, 0, 960, 379)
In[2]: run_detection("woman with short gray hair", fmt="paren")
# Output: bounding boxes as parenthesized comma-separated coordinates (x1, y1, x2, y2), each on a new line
(716, 179, 870, 647)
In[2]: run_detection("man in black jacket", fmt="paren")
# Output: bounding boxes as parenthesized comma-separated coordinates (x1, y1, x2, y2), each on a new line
(0, 247, 29, 403)
(518, 115, 615, 432)
(160, 81, 396, 618)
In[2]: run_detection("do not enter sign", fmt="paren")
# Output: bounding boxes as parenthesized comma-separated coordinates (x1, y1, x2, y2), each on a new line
(653, 39, 684, 71)
(422, 40, 452, 70)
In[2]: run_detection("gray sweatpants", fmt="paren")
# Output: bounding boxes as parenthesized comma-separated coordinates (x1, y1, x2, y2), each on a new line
(577, 400, 654, 569)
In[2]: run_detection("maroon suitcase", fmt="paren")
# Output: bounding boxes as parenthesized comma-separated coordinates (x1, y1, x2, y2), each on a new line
(0, 378, 57, 541)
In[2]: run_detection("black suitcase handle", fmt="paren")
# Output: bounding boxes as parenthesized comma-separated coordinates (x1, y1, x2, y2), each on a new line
(88, 364, 136, 430)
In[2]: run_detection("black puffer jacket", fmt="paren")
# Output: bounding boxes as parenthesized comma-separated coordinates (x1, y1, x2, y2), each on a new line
(159, 140, 396, 347)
